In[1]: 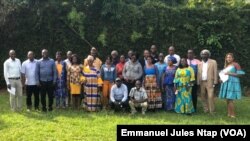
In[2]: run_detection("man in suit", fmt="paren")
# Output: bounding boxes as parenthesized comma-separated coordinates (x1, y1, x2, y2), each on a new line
(197, 49, 218, 114)
(139, 49, 150, 69)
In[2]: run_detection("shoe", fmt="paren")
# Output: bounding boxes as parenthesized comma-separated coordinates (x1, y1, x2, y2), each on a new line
(230, 115, 236, 118)
(26, 109, 31, 112)
(130, 111, 137, 115)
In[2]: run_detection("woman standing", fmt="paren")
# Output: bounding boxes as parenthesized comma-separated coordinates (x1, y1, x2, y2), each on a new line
(83, 55, 103, 112)
(55, 51, 67, 109)
(67, 54, 85, 110)
(144, 56, 161, 110)
(162, 56, 177, 111)
(101, 56, 116, 109)
(155, 53, 167, 108)
(174, 58, 195, 114)
(219, 53, 245, 118)
(116, 55, 126, 80)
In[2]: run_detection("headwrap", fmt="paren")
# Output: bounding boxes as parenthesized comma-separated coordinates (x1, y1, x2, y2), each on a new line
(168, 56, 177, 64)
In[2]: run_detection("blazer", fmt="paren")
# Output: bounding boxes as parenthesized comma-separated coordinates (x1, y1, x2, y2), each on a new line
(197, 59, 218, 87)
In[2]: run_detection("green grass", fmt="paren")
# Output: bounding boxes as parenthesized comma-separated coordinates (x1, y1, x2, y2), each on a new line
(0, 92, 250, 140)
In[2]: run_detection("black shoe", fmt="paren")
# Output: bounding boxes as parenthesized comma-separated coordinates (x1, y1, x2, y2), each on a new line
(42, 108, 47, 112)
(48, 107, 53, 112)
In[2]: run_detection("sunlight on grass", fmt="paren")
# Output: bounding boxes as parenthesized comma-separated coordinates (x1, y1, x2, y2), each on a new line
(0, 93, 249, 140)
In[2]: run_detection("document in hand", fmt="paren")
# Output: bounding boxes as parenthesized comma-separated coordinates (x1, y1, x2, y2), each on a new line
(219, 66, 233, 83)
(7, 87, 16, 95)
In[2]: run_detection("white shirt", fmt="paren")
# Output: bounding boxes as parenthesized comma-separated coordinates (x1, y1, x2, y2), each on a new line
(110, 84, 128, 102)
(4, 58, 22, 85)
(164, 54, 181, 66)
(64, 59, 71, 69)
(21, 59, 38, 85)
(202, 61, 208, 80)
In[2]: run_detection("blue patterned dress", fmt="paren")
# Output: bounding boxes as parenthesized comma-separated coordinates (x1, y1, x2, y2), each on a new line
(174, 67, 195, 114)
(219, 64, 245, 100)
(55, 61, 67, 107)
(163, 66, 177, 111)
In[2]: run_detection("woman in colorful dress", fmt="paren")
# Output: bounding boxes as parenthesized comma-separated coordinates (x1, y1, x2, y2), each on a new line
(162, 56, 177, 111)
(155, 53, 167, 108)
(55, 51, 67, 109)
(101, 55, 116, 109)
(144, 56, 162, 110)
(174, 58, 195, 114)
(219, 53, 245, 118)
(83, 55, 103, 112)
(67, 54, 85, 110)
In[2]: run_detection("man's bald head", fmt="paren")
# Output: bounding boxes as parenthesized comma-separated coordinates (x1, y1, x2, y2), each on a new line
(27, 51, 34, 61)
(42, 49, 48, 59)
(9, 50, 16, 60)
(66, 51, 72, 59)
(168, 46, 175, 55)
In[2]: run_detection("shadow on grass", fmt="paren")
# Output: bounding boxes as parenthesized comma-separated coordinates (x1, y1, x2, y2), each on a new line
(0, 120, 8, 131)
(18, 108, 96, 122)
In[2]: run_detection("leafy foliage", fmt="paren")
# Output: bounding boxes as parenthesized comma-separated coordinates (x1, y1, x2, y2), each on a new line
(0, 0, 249, 88)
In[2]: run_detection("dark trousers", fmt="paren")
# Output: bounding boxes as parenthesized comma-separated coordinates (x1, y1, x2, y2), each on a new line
(124, 81, 135, 98)
(71, 94, 81, 110)
(192, 84, 198, 112)
(40, 81, 54, 111)
(26, 85, 39, 109)
(109, 100, 129, 111)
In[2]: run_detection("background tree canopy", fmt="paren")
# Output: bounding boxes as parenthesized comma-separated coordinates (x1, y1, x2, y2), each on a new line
(0, 0, 249, 90)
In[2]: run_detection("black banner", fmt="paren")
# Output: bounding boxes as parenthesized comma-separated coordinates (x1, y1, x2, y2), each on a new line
(117, 125, 250, 141)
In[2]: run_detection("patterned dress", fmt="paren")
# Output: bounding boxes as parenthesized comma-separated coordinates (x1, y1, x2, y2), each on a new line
(219, 64, 245, 100)
(144, 66, 162, 110)
(67, 65, 84, 95)
(55, 61, 67, 106)
(83, 66, 103, 112)
(155, 62, 167, 85)
(174, 67, 195, 114)
(163, 66, 177, 111)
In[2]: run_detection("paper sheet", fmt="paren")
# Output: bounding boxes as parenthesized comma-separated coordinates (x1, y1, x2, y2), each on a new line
(7, 87, 16, 95)
(219, 66, 233, 83)
(219, 71, 229, 83)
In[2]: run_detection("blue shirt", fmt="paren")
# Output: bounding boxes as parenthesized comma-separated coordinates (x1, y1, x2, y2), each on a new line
(36, 58, 57, 83)
(101, 64, 116, 82)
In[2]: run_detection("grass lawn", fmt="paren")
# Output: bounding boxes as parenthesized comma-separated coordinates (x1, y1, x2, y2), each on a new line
(0, 92, 250, 140)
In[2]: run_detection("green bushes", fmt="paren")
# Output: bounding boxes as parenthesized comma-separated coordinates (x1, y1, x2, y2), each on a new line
(0, 0, 249, 89)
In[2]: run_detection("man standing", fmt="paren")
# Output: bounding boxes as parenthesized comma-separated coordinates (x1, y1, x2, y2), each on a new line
(197, 49, 218, 114)
(164, 46, 181, 66)
(21, 51, 39, 112)
(110, 78, 128, 111)
(111, 50, 119, 66)
(64, 51, 72, 107)
(139, 49, 150, 69)
(129, 80, 148, 115)
(83, 47, 102, 70)
(36, 49, 57, 112)
(4, 50, 22, 112)
(150, 45, 158, 64)
(187, 49, 201, 112)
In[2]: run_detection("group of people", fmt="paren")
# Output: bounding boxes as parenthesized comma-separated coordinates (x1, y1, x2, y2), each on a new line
(3, 45, 245, 118)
